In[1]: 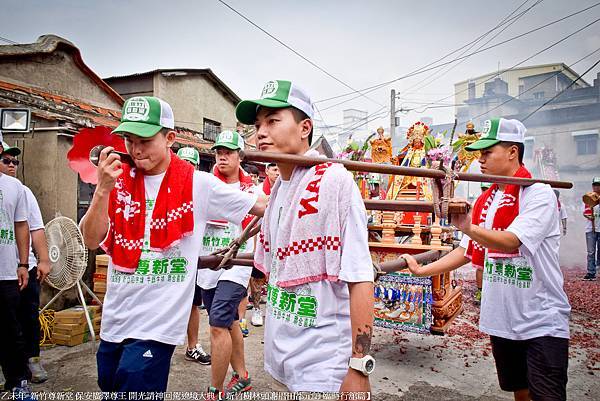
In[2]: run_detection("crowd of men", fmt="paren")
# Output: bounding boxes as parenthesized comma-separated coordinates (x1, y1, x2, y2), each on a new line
(1, 79, 599, 401)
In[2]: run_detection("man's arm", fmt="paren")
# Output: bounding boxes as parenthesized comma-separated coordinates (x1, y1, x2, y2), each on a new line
(249, 192, 267, 217)
(81, 147, 123, 249)
(15, 220, 30, 290)
(31, 229, 51, 282)
(340, 281, 373, 393)
(404, 246, 470, 277)
(451, 209, 521, 253)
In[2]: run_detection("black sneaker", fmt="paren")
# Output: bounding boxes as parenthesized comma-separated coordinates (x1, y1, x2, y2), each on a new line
(583, 273, 596, 281)
(185, 344, 211, 365)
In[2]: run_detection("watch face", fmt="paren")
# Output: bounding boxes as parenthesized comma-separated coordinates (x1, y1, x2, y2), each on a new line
(365, 359, 374, 373)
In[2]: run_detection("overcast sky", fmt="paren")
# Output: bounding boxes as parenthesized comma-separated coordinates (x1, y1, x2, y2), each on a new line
(2, 0, 599, 133)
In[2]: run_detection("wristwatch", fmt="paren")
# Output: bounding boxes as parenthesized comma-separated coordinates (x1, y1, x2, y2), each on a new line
(17, 263, 29, 269)
(348, 355, 376, 376)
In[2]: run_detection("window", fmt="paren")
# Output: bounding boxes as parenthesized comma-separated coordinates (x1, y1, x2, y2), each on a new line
(572, 130, 598, 156)
(533, 91, 544, 100)
(523, 137, 535, 159)
(203, 118, 221, 141)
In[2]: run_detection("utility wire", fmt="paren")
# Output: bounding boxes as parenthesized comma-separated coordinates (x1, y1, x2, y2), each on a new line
(314, 1, 600, 104)
(0, 35, 18, 44)
(414, 16, 600, 112)
(403, 0, 543, 96)
(338, 110, 390, 136)
(319, 106, 388, 131)
(215, 0, 384, 108)
(522, 57, 600, 121)
(322, 0, 538, 111)
(470, 47, 600, 119)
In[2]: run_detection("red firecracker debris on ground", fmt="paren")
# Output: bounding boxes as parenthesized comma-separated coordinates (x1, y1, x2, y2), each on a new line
(562, 268, 600, 372)
(562, 268, 600, 320)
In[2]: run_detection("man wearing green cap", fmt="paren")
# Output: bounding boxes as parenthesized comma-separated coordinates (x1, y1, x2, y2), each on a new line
(237, 81, 375, 393)
(80, 96, 266, 396)
(177, 146, 200, 169)
(196, 130, 262, 396)
(0, 142, 51, 383)
(404, 118, 570, 401)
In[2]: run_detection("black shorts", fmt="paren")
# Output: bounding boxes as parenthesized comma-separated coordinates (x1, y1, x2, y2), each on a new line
(192, 285, 203, 307)
(201, 281, 247, 329)
(251, 267, 265, 279)
(490, 335, 568, 400)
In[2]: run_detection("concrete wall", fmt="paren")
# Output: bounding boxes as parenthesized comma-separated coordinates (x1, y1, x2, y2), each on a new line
(3, 126, 77, 223)
(0, 51, 121, 110)
(154, 74, 238, 134)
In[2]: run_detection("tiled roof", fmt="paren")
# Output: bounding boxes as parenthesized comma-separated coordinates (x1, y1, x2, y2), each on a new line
(0, 79, 121, 128)
(0, 35, 124, 105)
(0, 79, 222, 150)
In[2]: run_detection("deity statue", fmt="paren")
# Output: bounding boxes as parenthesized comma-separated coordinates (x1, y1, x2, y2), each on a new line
(369, 127, 393, 164)
(453, 121, 482, 172)
(386, 121, 432, 201)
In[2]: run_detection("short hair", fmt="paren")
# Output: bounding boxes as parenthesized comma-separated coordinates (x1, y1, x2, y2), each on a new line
(266, 163, 277, 169)
(244, 164, 259, 175)
(289, 107, 313, 145)
(499, 141, 524, 165)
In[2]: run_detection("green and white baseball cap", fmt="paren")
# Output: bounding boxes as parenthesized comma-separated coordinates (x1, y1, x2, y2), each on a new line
(235, 80, 315, 125)
(593, 177, 600, 185)
(2, 141, 21, 156)
(466, 118, 526, 151)
(113, 96, 175, 137)
(177, 147, 200, 166)
(211, 130, 245, 151)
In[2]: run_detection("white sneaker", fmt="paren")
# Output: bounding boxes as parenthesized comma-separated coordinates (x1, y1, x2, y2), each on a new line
(28, 357, 48, 383)
(251, 307, 263, 327)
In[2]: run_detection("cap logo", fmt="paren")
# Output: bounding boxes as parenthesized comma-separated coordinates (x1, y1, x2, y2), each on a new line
(482, 120, 492, 137)
(218, 131, 234, 143)
(261, 81, 279, 99)
(124, 97, 150, 122)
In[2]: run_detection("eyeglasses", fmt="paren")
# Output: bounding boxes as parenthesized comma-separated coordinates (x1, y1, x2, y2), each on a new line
(1, 158, 19, 166)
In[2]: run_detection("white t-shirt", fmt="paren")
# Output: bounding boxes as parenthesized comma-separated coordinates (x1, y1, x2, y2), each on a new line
(584, 203, 600, 233)
(264, 178, 374, 392)
(23, 186, 44, 269)
(0, 173, 28, 280)
(197, 182, 262, 289)
(98, 171, 257, 345)
(460, 183, 570, 340)
(558, 204, 567, 221)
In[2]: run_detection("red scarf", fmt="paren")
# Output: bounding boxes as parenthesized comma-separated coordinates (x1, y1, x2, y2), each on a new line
(101, 151, 194, 273)
(262, 178, 272, 195)
(212, 166, 254, 229)
(466, 165, 531, 269)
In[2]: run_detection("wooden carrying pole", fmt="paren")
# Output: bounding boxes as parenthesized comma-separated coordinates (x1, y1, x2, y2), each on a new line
(243, 151, 573, 189)
(376, 250, 443, 274)
(198, 250, 445, 275)
(198, 253, 254, 269)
